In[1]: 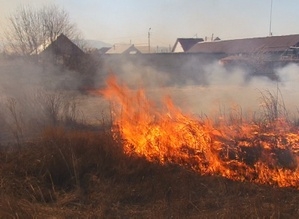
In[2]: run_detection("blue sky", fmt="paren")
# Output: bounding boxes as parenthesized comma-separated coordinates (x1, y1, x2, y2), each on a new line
(1, 0, 299, 47)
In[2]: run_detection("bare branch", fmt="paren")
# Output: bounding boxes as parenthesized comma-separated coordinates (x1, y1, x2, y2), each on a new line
(3, 4, 81, 55)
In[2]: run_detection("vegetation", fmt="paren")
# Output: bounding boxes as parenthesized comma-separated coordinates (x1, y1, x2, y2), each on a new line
(1, 128, 299, 218)
(1, 86, 299, 218)
(3, 4, 81, 55)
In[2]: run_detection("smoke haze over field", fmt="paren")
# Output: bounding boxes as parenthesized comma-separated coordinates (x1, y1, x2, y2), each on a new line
(0, 58, 92, 142)
(104, 57, 299, 119)
(1, 56, 299, 143)
(0, 59, 84, 92)
(1, 57, 299, 112)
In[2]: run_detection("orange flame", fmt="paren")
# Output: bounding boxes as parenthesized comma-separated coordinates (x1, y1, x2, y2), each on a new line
(99, 75, 299, 189)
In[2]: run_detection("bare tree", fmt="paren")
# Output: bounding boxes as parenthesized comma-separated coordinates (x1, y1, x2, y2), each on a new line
(3, 4, 81, 55)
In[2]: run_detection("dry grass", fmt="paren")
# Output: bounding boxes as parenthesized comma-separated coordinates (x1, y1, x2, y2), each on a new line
(0, 87, 299, 218)
(0, 126, 299, 218)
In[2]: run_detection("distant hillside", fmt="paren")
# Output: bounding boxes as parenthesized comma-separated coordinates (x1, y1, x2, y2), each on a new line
(84, 39, 112, 49)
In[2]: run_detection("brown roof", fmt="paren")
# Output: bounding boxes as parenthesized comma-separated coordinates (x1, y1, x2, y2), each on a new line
(172, 38, 204, 52)
(40, 34, 85, 56)
(187, 34, 299, 54)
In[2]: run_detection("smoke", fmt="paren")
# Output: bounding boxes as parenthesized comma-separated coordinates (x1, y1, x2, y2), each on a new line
(0, 58, 84, 92)
(277, 63, 299, 89)
(180, 62, 299, 118)
(274, 63, 299, 113)
(113, 62, 171, 88)
(0, 57, 89, 142)
(1, 53, 299, 143)
(102, 55, 299, 120)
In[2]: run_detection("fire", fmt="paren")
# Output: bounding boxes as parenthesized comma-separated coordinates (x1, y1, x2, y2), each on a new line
(99, 75, 299, 189)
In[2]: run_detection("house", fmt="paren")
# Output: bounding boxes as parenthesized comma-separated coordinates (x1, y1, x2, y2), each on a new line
(135, 45, 156, 54)
(38, 33, 86, 70)
(187, 34, 299, 75)
(172, 38, 204, 53)
(187, 34, 299, 60)
(132, 45, 168, 53)
(98, 47, 111, 55)
(105, 44, 141, 55)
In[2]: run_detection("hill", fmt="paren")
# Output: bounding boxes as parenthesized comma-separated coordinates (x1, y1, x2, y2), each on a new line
(84, 39, 112, 49)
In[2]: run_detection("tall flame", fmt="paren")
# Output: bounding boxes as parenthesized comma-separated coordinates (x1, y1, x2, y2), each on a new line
(99, 75, 299, 189)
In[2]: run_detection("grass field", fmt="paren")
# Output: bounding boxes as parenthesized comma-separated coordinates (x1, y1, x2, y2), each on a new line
(1, 75, 299, 218)
(1, 128, 299, 218)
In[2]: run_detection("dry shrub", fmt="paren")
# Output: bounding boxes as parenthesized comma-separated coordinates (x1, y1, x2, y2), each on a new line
(0, 125, 173, 217)
(258, 87, 288, 126)
(0, 104, 7, 142)
(4, 97, 24, 146)
(40, 127, 122, 188)
(0, 198, 36, 218)
(0, 89, 89, 145)
(0, 127, 121, 203)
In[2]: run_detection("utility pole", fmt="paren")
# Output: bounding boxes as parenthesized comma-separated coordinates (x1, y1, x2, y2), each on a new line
(269, 0, 273, 36)
(148, 27, 151, 53)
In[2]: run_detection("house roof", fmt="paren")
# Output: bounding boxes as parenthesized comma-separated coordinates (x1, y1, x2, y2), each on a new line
(98, 47, 111, 54)
(33, 38, 52, 55)
(134, 45, 159, 53)
(172, 38, 204, 52)
(39, 34, 85, 56)
(187, 34, 299, 54)
(105, 44, 141, 54)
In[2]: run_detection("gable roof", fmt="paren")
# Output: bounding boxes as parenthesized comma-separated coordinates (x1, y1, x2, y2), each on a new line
(39, 33, 85, 56)
(134, 45, 154, 53)
(172, 38, 204, 52)
(187, 34, 299, 54)
(105, 44, 141, 54)
(98, 47, 111, 54)
(33, 38, 52, 55)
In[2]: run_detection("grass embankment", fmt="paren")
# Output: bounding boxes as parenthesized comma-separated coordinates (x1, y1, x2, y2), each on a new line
(0, 127, 299, 218)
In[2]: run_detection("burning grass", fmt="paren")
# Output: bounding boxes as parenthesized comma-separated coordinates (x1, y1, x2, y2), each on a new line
(100, 75, 299, 189)
(1, 75, 299, 217)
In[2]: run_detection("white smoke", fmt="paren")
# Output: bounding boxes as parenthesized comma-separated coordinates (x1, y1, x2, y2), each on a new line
(1, 54, 299, 143)
(0, 57, 87, 143)
(102, 57, 299, 121)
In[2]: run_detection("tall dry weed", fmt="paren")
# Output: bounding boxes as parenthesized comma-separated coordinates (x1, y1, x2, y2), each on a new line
(258, 86, 288, 125)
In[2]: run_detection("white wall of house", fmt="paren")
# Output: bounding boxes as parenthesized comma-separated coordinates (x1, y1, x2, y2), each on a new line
(173, 42, 184, 53)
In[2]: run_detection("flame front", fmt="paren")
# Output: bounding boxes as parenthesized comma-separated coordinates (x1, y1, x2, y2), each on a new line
(100, 75, 299, 189)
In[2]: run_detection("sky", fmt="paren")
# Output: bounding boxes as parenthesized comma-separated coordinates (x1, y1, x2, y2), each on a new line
(0, 0, 299, 48)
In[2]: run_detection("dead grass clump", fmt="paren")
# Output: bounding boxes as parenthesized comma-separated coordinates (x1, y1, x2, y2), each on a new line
(0, 127, 121, 201)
